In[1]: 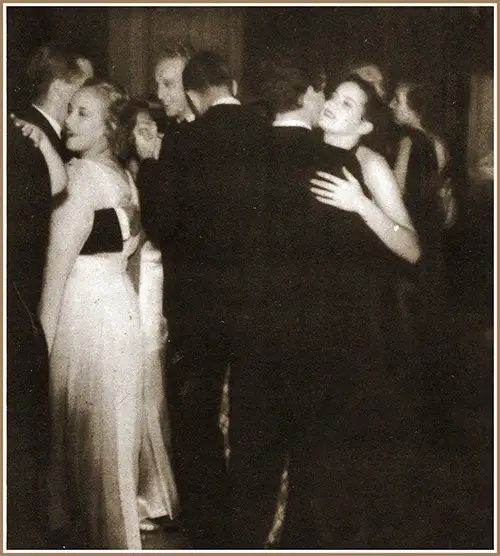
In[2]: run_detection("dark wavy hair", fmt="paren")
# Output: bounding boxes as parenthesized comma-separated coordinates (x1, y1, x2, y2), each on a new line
(81, 78, 131, 159)
(399, 81, 442, 136)
(121, 98, 155, 159)
(257, 50, 325, 116)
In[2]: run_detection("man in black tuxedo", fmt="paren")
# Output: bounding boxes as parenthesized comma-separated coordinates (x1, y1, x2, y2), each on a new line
(6, 115, 54, 549)
(229, 53, 401, 550)
(20, 43, 129, 249)
(136, 42, 196, 315)
(135, 41, 195, 167)
(225, 51, 332, 548)
(135, 41, 196, 315)
(140, 51, 270, 548)
(6, 45, 131, 549)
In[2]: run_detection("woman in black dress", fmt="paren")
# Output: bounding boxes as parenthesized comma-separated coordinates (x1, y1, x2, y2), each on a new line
(281, 76, 425, 549)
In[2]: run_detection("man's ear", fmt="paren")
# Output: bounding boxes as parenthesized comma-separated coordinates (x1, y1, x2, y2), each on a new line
(50, 79, 67, 100)
(359, 119, 374, 136)
(231, 79, 238, 97)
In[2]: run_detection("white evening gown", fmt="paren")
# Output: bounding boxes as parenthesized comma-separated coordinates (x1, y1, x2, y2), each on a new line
(48, 160, 143, 549)
(137, 239, 180, 522)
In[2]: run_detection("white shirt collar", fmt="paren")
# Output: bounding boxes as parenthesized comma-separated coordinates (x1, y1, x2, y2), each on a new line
(211, 96, 241, 107)
(32, 104, 62, 138)
(272, 117, 312, 131)
(178, 113, 196, 124)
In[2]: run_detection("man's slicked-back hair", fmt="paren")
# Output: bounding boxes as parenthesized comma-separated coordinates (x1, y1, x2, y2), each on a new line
(257, 49, 325, 115)
(157, 40, 196, 64)
(182, 50, 233, 93)
(26, 42, 86, 102)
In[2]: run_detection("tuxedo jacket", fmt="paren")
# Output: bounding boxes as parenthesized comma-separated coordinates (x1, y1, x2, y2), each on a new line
(265, 125, 371, 281)
(254, 125, 386, 357)
(136, 118, 192, 212)
(7, 117, 51, 435)
(8, 116, 52, 317)
(140, 104, 271, 319)
(21, 105, 123, 253)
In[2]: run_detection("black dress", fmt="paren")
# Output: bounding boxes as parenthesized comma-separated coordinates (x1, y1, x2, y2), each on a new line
(280, 142, 423, 550)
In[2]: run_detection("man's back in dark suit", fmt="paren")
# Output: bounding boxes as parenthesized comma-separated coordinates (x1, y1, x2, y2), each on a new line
(228, 123, 374, 549)
(142, 103, 270, 326)
(140, 99, 271, 549)
(6, 116, 52, 549)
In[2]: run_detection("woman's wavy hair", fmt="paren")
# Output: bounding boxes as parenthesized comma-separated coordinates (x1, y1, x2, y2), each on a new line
(121, 98, 152, 158)
(398, 81, 442, 137)
(81, 78, 132, 159)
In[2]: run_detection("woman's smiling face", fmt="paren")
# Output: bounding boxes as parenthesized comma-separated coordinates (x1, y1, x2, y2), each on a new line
(318, 81, 368, 136)
(65, 86, 108, 155)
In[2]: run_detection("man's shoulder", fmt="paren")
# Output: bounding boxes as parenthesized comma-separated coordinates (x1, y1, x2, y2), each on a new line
(18, 105, 49, 130)
(271, 126, 317, 156)
(193, 105, 271, 147)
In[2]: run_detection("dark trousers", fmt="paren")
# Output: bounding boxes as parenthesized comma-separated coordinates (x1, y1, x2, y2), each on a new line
(165, 312, 232, 549)
(227, 318, 341, 549)
(278, 347, 427, 550)
(7, 316, 50, 549)
(228, 359, 292, 548)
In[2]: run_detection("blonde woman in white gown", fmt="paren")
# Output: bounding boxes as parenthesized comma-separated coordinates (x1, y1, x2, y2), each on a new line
(38, 79, 177, 549)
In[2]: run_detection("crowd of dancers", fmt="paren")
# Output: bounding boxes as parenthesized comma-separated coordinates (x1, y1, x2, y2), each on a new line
(7, 39, 459, 550)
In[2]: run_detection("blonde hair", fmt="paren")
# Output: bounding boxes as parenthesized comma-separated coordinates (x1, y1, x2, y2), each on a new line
(81, 78, 131, 158)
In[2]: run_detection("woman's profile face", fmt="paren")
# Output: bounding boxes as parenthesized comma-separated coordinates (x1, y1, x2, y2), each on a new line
(65, 87, 108, 154)
(318, 81, 368, 136)
(389, 85, 413, 126)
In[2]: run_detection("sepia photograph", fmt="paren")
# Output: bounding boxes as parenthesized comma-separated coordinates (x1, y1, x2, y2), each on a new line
(3, 3, 495, 552)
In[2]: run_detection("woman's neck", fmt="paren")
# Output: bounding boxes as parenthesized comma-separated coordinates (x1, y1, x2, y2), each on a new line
(81, 146, 115, 165)
(323, 131, 359, 150)
(405, 113, 425, 134)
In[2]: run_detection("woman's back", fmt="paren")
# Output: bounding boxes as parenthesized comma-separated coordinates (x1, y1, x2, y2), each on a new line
(67, 158, 140, 261)
(49, 157, 143, 549)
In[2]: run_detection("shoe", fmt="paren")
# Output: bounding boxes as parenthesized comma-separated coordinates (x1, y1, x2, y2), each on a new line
(140, 518, 161, 533)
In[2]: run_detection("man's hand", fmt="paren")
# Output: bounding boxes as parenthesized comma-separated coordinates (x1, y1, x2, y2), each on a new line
(11, 113, 50, 151)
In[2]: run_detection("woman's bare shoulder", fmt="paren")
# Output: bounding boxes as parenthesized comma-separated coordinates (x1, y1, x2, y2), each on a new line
(64, 158, 101, 206)
(357, 145, 389, 169)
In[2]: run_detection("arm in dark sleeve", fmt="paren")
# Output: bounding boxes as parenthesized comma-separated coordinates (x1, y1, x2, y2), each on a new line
(7, 122, 52, 308)
(80, 208, 123, 254)
(138, 135, 183, 246)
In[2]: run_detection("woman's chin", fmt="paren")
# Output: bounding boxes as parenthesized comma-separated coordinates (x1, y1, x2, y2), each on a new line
(66, 140, 82, 153)
(318, 120, 328, 132)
